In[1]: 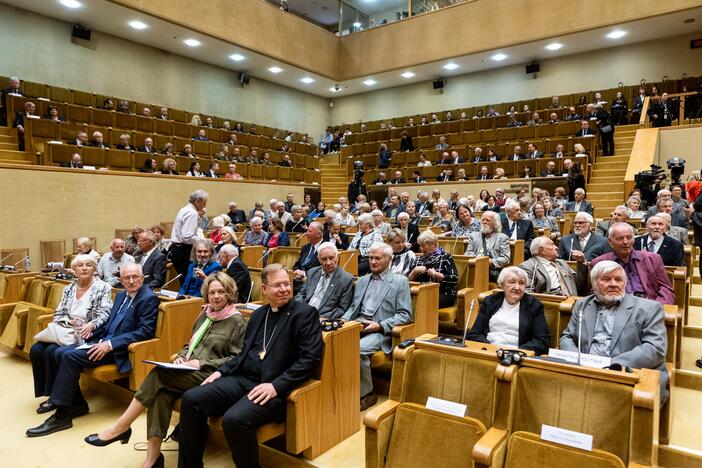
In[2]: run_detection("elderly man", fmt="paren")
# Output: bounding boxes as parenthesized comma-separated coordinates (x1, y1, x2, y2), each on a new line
(501, 200, 535, 259)
(656, 212, 688, 245)
(349, 213, 384, 276)
(596, 205, 631, 237)
(67, 131, 89, 147)
(466, 211, 511, 281)
(342, 242, 412, 410)
(471, 147, 484, 163)
(591, 223, 674, 304)
(646, 197, 688, 229)
(292, 222, 324, 281)
(178, 264, 322, 468)
(565, 188, 593, 214)
(97, 239, 135, 287)
(171, 190, 208, 280)
(218, 244, 252, 302)
(476, 165, 490, 181)
(89, 131, 110, 149)
(26, 264, 159, 437)
(558, 212, 610, 262)
(295, 242, 354, 318)
(415, 191, 432, 216)
(575, 120, 596, 137)
(560, 260, 669, 403)
(540, 161, 558, 177)
(135, 230, 167, 289)
(1, 76, 22, 125)
(634, 215, 684, 267)
(13, 100, 36, 151)
(520, 236, 588, 296)
(226, 201, 247, 225)
(138, 136, 157, 154)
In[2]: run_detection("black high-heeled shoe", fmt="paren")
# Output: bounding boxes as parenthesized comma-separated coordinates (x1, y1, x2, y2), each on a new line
(150, 452, 164, 468)
(84, 427, 132, 447)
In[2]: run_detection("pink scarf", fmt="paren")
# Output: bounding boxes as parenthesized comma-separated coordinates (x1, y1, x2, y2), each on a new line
(202, 302, 240, 321)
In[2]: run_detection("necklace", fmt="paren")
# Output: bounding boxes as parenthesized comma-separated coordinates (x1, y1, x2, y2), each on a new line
(258, 308, 279, 360)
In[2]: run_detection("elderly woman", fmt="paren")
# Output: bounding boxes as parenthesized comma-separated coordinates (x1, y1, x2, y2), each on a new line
(30, 254, 113, 414)
(573, 143, 588, 157)
(326, 220, 350, 250)
(371, 209, 392, 236)
(404, 200, 421, 227)
(626, 196, 646, 219)
(244, 216, 267, 246)
(530, 202, 560, 240)
(75, 237, 101, 262)
(125, 227, 144, 257)
(178, 240, 222, 297)
(285, 205, 308, 233)
(409, 230, 458, 308)
(396, 212, 419, 251)
(208, 215, 230, 244)
(161, 157, 178, 175)
(541, 196, 562, 219)
(86, 273, 246, 467)
(214, 226, 240, 254)
(447, 204, 481, 238)
(388, 229, 416, 276)
(348, 213, 384, 276)
(467, 266, 550, 355)
(431, 200, 454, 232)
(264, 216, 290, 249)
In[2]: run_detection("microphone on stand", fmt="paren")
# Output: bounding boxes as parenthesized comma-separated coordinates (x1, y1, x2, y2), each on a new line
(340, 251, 356, 272)
(461, 299, 476, 345)
(295, 232, 308, 246)
(13, 256, 29, 266)
(257, 250, 271, 267)
(577, 307, 584, 365)
(0, 252, 15, 266)
(159, 274, 182, 290)
(568, 237, 574, 261)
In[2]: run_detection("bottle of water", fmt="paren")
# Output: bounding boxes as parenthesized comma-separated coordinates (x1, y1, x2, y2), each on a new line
(24, 256, 30, 272)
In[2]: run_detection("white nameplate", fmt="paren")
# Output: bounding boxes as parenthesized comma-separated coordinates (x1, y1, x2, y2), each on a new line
(47, 140, 63, 145)
(541, 424, 593, 451)
(245, 303, 262, 310)
(548, 348, 611, 368)
(37, 97, 50, 102)
(158, 289, 178, 299)
(426, 397, 467, 418)
(83, 165, 96, 171)
(26, 114, 40, 119)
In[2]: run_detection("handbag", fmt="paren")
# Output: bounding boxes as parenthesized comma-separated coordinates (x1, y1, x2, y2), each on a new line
(34, 317, 76, 346)
(600, 124, 613, 133)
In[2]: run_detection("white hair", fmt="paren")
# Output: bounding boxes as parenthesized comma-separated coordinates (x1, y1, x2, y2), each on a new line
(397, 212, 410, 220)
(574, 212, 593, 224)
(70, 254, 98, 269)
(317, 241, 339, 258)
(590, 260, 626, 286)
(529, 236, 551, 256)
(357, 213, 373, 224)
(497, 266, 527, 287)
(369, 241, 393, 259)
(371, 209, 384, 217)
(481, 211, 502, 232)
(250, 216, 263, 225)
(219, 244, 239, 257)
(189, 189, 208, 204)
(504, 200, 520, 212)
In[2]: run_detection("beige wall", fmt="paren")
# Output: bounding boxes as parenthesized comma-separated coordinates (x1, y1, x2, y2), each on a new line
(657, 125, 702, 180)
(331, 33, 702, 125)
(0, 166, 308, 268)
(0, 4, 330, 137)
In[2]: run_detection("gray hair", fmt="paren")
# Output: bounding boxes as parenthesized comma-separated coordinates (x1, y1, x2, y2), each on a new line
(529, 236, 551, 256)
(607, 222, 636, 239)
(590, 260, 627, 286)
(417, 230, 438, 245)
(317, 241, 339, 258)
(371, 209, 384, 217)
(190, 239, 215, 262)
(481, 211, 502, 232)
(497, 266, 527, 287)
(324, 209, 336, 218)
(357, 213, 373, 225)
(369, 241, 393, 259)
(308, 221, 324, 234)
(189, 189, 208, 204)
(76, 237, 93, 248)
(503, 200, 520, 212)
(387, 229, 406, 242)
(70, 254, 98, 269)
(250, 216, 263, 226)
(397, 212, 410, 221)
(290, 204, 302, 212)
(574, 188, 586, 196)
(219, 244, 239, 257)
(656, 212, 672, 226)
(574, 212, 594, 224)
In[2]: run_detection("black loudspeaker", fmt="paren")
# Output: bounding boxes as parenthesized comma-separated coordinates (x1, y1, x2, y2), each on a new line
(238, 72, 250, 86)
(72, 24, 91, 41)
(433, 79, 445, 90)
(525, 62, 540, 74)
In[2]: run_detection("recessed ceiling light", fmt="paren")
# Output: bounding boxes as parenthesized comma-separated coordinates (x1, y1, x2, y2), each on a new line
(491, 53, 508, 61)
(401, 71, 415, 79)
(229, 54, 245, 61)
(443, 63, 459, 70)
(329, 87, 341, 93)
(58, 0, 82, 8)
(183, 39, 201, 47)
(363, 79, 377, 86)
(607, 30, 627, 39)
(128, 20, 148, 30)
(545, 42, 562, 51)
(268, 66, 283, 74)
(300, 77, 315, 84)
(353, 22, 362, 27)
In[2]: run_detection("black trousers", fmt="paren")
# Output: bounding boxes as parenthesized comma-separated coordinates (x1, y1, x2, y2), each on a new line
(178, 375, 279, 468)
(30, 342, 73, 397)
(600, 130, 615, 156)
(170, 243, 192, 286)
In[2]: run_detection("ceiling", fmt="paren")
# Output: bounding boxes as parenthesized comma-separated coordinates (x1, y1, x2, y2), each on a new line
(4, 0, 702, 99)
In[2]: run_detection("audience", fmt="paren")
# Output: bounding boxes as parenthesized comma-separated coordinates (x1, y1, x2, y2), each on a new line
(520, 237, 587, 296)
(295, 242, 354, 318)
(465, 211, 511, 281)
(633, 215, 685, 266)
(178, 240, 222, 297)
(408, 231, 458, 308)
(218, 245, 252, 302)
(135, 230, 167, 289)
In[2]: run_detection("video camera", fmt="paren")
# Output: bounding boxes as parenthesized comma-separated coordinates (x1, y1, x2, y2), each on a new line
(667, 157, 686, 185)
(634, 164, 666, 207)
(353, 160, 364, 182)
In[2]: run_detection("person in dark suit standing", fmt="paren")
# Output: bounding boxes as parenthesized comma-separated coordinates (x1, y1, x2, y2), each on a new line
(634, 215, 684, 267)
(502, 201, 535, 259)
(219, 244, 252, 303)
(0, 76, 22, 126)
(135, 231, 167, 289)
(26, 263, 159, 437)
(575, 120, 596, 137)
(177, 264, 323, 468)
(295, 242, 354, 318)
(648, 92, 677, 127)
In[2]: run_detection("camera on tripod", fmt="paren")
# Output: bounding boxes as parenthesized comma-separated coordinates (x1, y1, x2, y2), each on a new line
(634, 164, 666, 207)
(667, 157, 686, 185)
(353, 160, 364, 181)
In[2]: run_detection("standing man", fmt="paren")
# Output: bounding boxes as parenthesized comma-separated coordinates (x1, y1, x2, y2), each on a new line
(97, 238, 135, 287)
(295, 242, 354, 318)
(171, 190, 208, 282)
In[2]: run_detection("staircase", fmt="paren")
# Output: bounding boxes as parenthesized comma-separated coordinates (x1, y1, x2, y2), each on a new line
(0, 126, 33, 165)
(319, 154, 348, 205)
(586, 124, 637, 218)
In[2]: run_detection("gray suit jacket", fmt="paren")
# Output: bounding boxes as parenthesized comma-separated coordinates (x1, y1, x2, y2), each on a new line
(560, 294, 668, 403)
(465, 232, 510, 276)
(668, 225, 688, 245)
(342, 271, 413, 354)
(519, 257, 588, 296)
(294, 266, 354, 319)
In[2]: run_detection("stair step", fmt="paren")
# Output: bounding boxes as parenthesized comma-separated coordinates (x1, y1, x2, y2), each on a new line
(593, 161, 628, 170)
(0, 142, 18, 150)
(587, 192, 625, 200)
(591, 170, 627, 178)
(587, 183, 624, 191)
(0, 135, 15, 143)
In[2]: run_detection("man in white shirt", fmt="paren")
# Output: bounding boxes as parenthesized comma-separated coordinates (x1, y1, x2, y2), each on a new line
(171, 190, 208, 280)
(519, 236, 587, 296)
(97, 239, 135, 287)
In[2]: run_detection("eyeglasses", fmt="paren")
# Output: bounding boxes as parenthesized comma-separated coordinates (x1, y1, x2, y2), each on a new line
(266, 282, 291, 290)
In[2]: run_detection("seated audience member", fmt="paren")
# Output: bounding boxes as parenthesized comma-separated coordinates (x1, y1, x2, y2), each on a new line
(656, 212, 688, 245)
(471, 147, 485, 163)
(161, 158, 178, 175)
(571, 143, 588, 157)
(158, 107, 168, 120)
(139, 158, 158, 173)
(526, 143, 543, 159)
(349, 213, 384, 276)
(473, 109, 484, 119)
(371, 209, 392, 236)
(431, 200, 454, 232)
(115, 134, 134, 151)
(530, 202, 559, 239)
(476, 165, 491, 180)
(435, 136, 449, 150)
(634, 215, 684, 266)
(526, 112, 543, 126)
(138, 137, 157, 154)
(204, 161, 220, 178)
(342, 242, 412, 409)
(325, 220, 350, 250)
(388, 229, 416, 275)
(224, 163, 243, 180)
(558, 212, 610, 261)
(404, 201, 421, 227)
(204, 117, 214, 128)
(264, 217, 290, 250)
(409, 231, 458, 308)
(521, 166, 533, 178)
(134, 231, 167, 289)
(286, 205, 308, 233)
(62, 152, 83, 169)
(258, 152, 274, 165)
(468, 266, 550, 355)
(338, 204, 355, 227)
(647, 197, 689, 229)
(507, 145, 523, 161)
(389, 170, 405, 185)
(482, 195, 500, 213)
(67, 131, 88, 147)
(292, 222, 324, 281)
(450, 150, 464, 164)
(415, 191, 432, 216)
(565, 106, 580, 121)
(396, 213, 419, 249)
(596, 205, 631, 237)
(385, 193, 403, 220)
(180, 144, 195, 157)
(101, 98, 114, 111)
(186, 161, 204, 177)
(244, 216, 267, 246)
(448, 204, 480, 238)
(520, 237, 587, 296)
(437, 151, 452, 165)
(591, 223, 674, 304)
(627, 196, 646, 219)
(487, 148, 500, 161)
(502, 200, 535, 259)
(541, 161, 558, 177)
(85, 273, 245, 467)
(44, 104, 63, 122)
(436, 169, 453, 182)
(278, 154, 293, 167)
(29, 254, 112, 416)
(27, 263, 157, 437)
(97, 239, 135, 287)
(178, 240, 222, 297)
(193, 129, 209, 141)
(552, 143, 566, 158)
(161, 142, 174, 156)
(548, 112, 560, 124)
(177, 264, 322, 468)
(566, 188, 593, 214)
(575, 120, 596, 137)
(74, 237, 101, 262)
(552, 187, 568, 211)
(243, 149, 257, 164)
(87, 131, 108, 149)
(225, 202, 246, 226)
(465, 211, 511, 281)
(218, 245, 252, 302)
(273, 201, 292, 226)
(417, 154, 432, 167)
(215, 145, 231, 161)
(550, 96, 561, 108)
(560, 260, 669, 403)
(295, 242, 354, 318)
(117, 100, 132, 113)
(399, 130, 414, 152)
(506, 113, 522, 127)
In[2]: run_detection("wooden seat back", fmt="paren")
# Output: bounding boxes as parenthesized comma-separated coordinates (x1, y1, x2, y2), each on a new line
(40, 240, 66, 266)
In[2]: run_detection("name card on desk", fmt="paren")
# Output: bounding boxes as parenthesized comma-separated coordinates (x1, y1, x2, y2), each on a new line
(547, 348, 611, 368)
(541, 424, 593, 451)
(158, 289, 178, 299)
(426, 397, 467, 418)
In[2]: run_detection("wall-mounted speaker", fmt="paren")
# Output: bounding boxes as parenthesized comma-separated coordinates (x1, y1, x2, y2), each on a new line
(432, 79, 445, 90)
(238, 72, 250, 87)
(525, 61, 540, 74)
(72, 24, 91, 41)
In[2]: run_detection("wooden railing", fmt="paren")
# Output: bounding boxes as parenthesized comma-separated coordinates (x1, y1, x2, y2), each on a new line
(640, 92, 698, 128)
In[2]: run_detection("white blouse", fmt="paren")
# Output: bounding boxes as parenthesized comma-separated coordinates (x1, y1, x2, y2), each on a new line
(70, 284, 94, 322)
(486, 299, 520, 348)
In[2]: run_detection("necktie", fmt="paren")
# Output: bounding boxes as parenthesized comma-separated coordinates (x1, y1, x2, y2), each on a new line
(482, 235, 489, 257)
(303, 246, 316, 266)
(647, 240, 655, 252)
(105, 296, 132, 339)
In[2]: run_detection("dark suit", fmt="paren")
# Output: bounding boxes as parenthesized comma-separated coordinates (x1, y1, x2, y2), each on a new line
(648, 100, 677, 127)
(138, 145, 157, 153)
(0, 87, 22, 125)
(90, 141, 111, 149)
(471, 156, 485, 163)
(389, 178, 406, 185)
(323, 231, 350, 250)
(540, 169, 558, 177)
(468, 291, 550, 355)
(137, 248, 167, 289)
(475, 174, 491, 181)
(293, 243, 321, 272)
(115, 144, 134, 150)
(225, 257, 252, 303)
(501, 218, 535, 258)
(295, 266, 354, 318)
(178, 300, 322, 468)
(526, 151, 544, 159)
(558, 233, 611, 262)
(565, 200, 594, 215)
(634, 234, 684, 267)
(507, 154, 523, 161)
(227, 209, 247, 225)
(378, 149, 392, 168)
(575, 128, 596, 137)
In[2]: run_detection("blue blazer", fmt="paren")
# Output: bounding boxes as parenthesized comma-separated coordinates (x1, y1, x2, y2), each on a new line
(179, 261, 222, 296)
(92, 285, 159, 373)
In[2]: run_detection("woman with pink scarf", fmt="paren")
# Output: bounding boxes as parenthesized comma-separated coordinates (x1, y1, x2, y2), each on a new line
(84, 272, 246, 468)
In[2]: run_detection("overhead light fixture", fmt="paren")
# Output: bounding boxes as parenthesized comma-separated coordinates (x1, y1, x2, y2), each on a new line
(353, 22, 362, 27)
(268, 66, 283, 73)
(607, 30, 627, 39)
(401, 71, 415, 79)
(58, 0, 82, 8)
(545, 42, 562, 51)
(443, 62, 459, 70)
(491, 53, 508, 61)
(300, 77, 315, 84)
(329, 87, 341, 93)
(183, 39, 201, 47)
(229, 53, 245, 61)
(363, 79, 377, 86)
(128, 20, 148, 30)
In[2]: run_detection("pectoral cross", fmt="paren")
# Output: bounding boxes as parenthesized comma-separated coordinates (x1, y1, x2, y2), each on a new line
(258, 350, 266, 360)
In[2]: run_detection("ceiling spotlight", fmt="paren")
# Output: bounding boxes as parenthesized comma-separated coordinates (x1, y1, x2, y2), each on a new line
(353, 22, 362, 27)
(58, 0, 82, 8)
(128, 20, 148, 30)
(300, 77, 315, 84)
(329, 87, 341, 93)
(401, 71, 415, 79)
(443, 63, 459, 70)
(606, 30, 627, 39)
(268, 66, 283, 73)
(229, 54, 245, 61)
(545, 42, 562, 51)
(491, 53, 507, 61)
(363, 79, 377, 86)
(183, 39, 201, 47)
